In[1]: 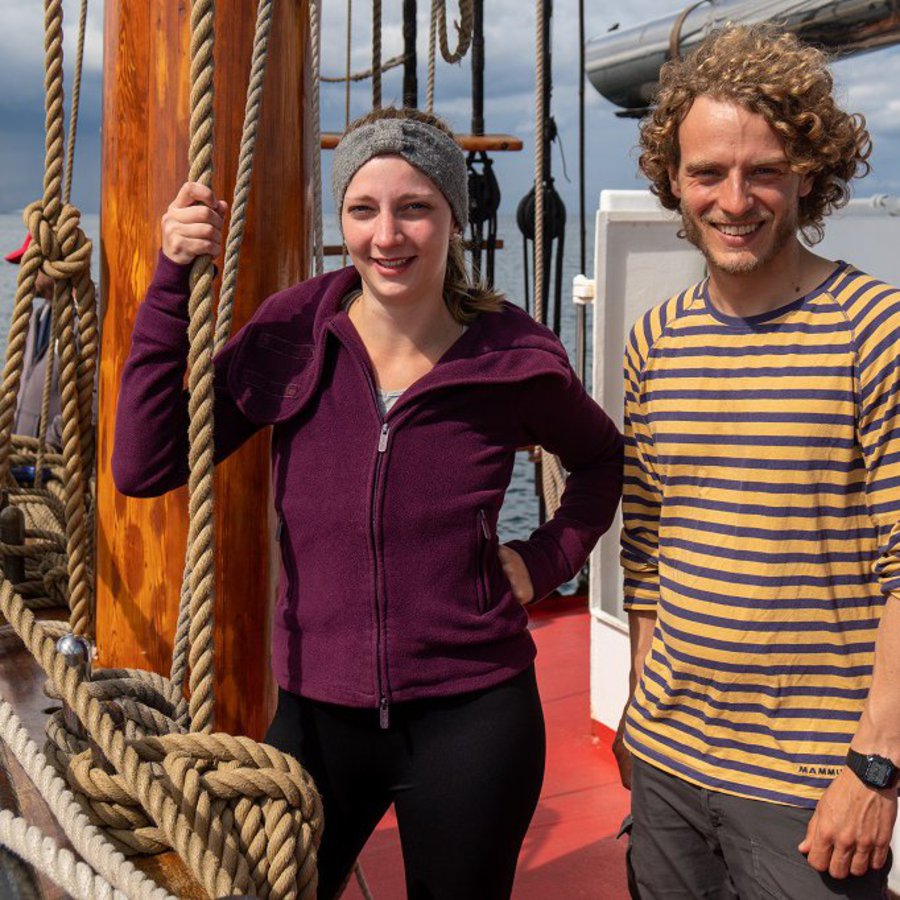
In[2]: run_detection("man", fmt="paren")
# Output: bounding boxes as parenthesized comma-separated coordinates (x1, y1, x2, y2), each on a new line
(615, 25, 899, 899)
(5, 233, 61, 449)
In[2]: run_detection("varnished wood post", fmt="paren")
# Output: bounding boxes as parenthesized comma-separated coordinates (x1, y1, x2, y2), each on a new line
(96, 0, 313, 739)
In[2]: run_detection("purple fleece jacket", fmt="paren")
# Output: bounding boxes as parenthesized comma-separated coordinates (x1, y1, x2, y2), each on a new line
(113, 255, 623, 713)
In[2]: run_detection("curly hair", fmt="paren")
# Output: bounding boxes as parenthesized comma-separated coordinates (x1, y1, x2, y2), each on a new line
(340, 106, 503, 323)
(638, 25, 871, 243)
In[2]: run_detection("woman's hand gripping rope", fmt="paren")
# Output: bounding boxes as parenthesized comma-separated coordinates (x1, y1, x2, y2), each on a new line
(161, 181, 228, 265)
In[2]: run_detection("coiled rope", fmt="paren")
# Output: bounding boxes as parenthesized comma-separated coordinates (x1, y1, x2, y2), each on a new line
(426, 0, 475, 112)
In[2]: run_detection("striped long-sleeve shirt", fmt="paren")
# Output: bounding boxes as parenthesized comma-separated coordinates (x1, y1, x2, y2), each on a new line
(621, 262, 900, 807)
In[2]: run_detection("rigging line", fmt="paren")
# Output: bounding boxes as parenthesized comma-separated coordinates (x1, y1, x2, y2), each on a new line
(403, 0, 417, 107)
(214, 0, 275, 353)
(342, 0, 352, 267)
(577, 0, 587, 384)
(427, 0, 438, 111)
(534, 0, 545, 327)
(320, 53, 407, 83)
(437, 0, 474, 64)
(310, 0, 324, 276)
(373, 0, 382, 108)
(185, 0, 218, 733)
(344, 0, 352, 127)
(62, 0, 87, 205)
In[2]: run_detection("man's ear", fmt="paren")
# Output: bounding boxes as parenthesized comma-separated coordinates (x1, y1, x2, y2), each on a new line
(668, 163, 682, 200)
(798, 171, 813, 199)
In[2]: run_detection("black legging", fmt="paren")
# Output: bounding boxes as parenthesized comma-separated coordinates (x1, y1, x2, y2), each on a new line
(264, 665, 546, 900)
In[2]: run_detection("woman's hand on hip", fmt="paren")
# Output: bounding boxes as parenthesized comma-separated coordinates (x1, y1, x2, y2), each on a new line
(498, 545, 534, 606)
(161, 181, 228, 265)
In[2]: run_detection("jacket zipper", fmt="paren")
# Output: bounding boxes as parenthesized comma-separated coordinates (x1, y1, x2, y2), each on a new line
(373, 421, 391, 727)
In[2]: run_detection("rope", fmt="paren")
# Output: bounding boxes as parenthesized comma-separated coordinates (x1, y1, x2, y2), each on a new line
(372, 0, 382, 108)
(185, 0, 217, 733)
(534, 0, 545, 327)
(213, 0, 274, 354)
(310, 0, 325, 277)
(437, 0, 474, 64)
(532, 0, 567, 517)
(62, 0, 88, 205)
(344, 0, 352, 126)
(426, 1, 475, 112)
(320, 54, 407, 84)
(1, 576, 324, 897)
(0, 701, 176, 900)
(426, 2, 438, 112)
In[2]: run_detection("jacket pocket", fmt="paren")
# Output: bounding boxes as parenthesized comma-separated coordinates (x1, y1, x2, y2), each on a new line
(475, 509, 493, 614)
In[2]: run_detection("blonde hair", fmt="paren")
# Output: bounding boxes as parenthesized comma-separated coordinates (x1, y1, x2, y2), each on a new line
(341, 106, 504, 324)
(638, 25, 871, 243)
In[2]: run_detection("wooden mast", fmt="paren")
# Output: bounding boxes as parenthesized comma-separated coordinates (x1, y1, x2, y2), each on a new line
(96, 0, 314, 740)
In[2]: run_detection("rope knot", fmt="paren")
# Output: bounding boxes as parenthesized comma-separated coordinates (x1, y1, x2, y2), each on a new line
(139, 732, 324, 898)
(23, 201, 93, 282)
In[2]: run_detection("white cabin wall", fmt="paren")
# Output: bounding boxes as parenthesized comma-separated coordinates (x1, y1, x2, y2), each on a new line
(588, 190, 705, 729)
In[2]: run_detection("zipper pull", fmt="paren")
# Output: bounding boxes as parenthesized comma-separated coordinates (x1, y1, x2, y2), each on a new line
(479, 509, 491, 539)
(275, 516, 284, 542)
(379, 696, 390, 729)
(378, 422, 390, 453)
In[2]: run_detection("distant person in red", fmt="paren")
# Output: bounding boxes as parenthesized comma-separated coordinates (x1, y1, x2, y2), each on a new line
(5, 233, 61, 450)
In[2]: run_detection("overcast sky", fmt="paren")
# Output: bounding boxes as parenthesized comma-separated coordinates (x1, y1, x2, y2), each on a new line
(2, 0, 900, 218)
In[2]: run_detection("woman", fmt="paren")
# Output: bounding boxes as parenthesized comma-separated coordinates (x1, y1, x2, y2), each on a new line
(113, 107, 623, 899)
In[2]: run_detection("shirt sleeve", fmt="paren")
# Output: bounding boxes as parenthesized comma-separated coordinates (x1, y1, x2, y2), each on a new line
(852, 282, 900, 594)
(504, 360, 624, 603)
(620, 326, 662, 613)
(112, 251, 260, 497)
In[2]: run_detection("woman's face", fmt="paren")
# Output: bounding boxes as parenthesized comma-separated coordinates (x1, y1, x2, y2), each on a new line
(341, 154, 454, 308)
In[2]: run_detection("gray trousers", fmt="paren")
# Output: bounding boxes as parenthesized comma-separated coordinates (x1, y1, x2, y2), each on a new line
(626, 757, 891, 900)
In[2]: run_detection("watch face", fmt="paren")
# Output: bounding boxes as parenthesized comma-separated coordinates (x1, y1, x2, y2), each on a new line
(865, 758, 894, 788)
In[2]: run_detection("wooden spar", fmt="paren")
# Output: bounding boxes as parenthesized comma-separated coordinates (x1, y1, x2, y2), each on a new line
(96, 0, 313, 740)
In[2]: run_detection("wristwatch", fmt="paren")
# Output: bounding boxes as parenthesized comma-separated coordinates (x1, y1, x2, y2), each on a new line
(845, 748, 900, 790)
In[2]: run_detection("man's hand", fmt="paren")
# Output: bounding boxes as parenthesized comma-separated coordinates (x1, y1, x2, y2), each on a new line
(498, 545, 534, 606)
(798, 767, 897, 878)
(161, 181, 228, 265)
(612, 706, 633, 789)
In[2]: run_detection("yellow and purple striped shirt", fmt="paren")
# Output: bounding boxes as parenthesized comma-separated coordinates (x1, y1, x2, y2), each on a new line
(621, 263, 900, 807)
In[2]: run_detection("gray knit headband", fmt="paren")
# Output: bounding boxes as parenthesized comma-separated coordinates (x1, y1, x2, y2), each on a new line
(332, 119, 468, 228)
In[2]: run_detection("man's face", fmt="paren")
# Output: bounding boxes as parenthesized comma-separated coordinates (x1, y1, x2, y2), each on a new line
(667, 96, 813, 276)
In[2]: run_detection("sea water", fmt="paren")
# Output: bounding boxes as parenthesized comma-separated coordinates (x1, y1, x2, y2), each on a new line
(0, 212, 597, 562)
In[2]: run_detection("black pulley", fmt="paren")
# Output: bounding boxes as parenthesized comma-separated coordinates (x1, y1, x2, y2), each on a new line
(516, 178, 567, 332)
(467, 150, 501, 285)
(515, 179, 566, 242)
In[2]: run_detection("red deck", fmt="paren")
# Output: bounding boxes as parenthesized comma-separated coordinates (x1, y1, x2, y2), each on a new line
(343, 601, 632, 899)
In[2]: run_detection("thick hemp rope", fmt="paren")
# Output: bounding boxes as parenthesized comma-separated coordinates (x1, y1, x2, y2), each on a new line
(173, 0, 276, 696)
(310, 0, 325, 276)
(0, 701, 176, 900)
(212, 0, 274, 354)
(426, 0, 474, 112)
(185, 0, 218, 734)
(531, 0, 565, 517)
(0, 0, 98, 636)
